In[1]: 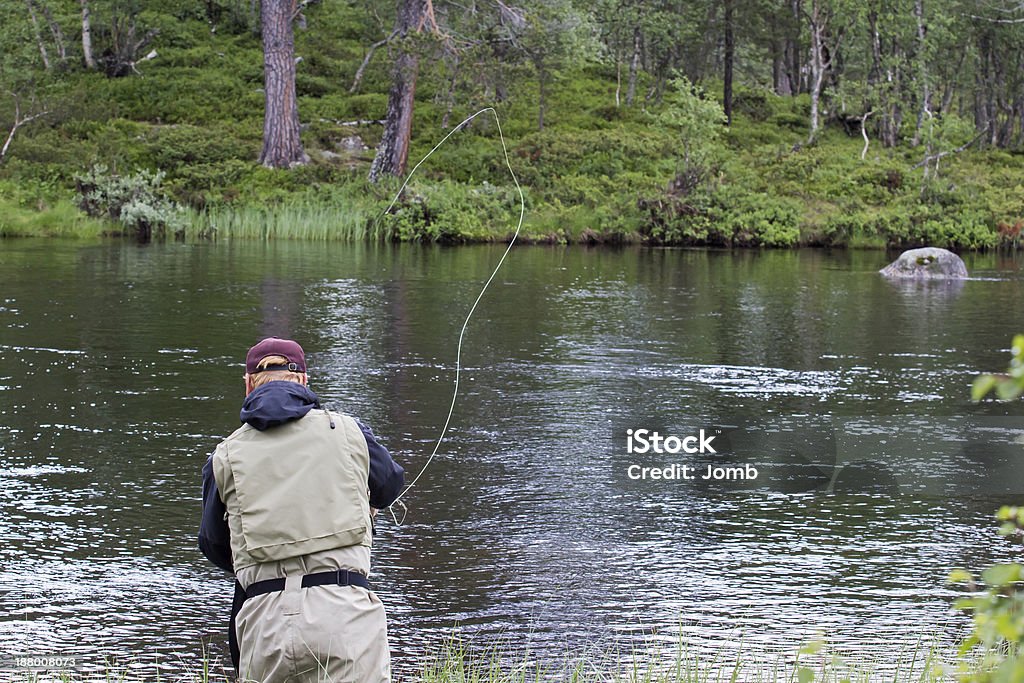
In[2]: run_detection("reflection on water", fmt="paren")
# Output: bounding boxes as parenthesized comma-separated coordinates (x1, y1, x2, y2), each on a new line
(0, 241, 1022, 678)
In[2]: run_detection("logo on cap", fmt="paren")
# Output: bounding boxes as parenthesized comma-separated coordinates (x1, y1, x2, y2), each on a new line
(245, 337, 307, 374)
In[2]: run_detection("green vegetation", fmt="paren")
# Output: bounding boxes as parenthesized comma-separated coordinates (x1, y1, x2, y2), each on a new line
(2, 634, 965, 683)
(949, 506, 1024, 683)
(963, 342, 1024, 681)
(973, 336, 1024, 402)
(1, 2, 1023, 247)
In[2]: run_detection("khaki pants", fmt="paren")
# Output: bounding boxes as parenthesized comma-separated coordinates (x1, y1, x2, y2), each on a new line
(235, 577, 390, 683)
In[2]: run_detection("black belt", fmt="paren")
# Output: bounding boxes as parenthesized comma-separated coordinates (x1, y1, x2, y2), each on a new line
(244, 569, 370, 599)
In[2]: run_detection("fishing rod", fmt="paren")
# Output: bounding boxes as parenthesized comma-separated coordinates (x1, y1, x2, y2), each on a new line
(379, 107, 526, 524)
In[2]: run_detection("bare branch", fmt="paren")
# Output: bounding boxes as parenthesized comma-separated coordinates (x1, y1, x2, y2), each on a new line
(913, 125, 989, 169)
(966, 13, 1024, 22)
(129, 49, 158, 76)
(350, 28, 400, 93)
(1, 96, 50, 165)
(860, 111, 874, 160)
(319, 117, 385, 126)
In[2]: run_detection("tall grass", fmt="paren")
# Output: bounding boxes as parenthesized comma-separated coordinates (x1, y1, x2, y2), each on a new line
(0, 198, 112, 239)
(418, 631, 961, 683)
(4, 631, 974, 682)
(187, 201, 387, 242)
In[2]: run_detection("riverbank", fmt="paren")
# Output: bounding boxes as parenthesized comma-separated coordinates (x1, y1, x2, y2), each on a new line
(1, 4, 1023, 248)
(4, 633, 972, 683)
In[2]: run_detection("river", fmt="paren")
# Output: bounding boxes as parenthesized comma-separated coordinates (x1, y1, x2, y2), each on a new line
(1, 239, 1023, 679)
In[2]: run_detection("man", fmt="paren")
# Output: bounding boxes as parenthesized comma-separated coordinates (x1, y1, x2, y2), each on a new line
(199, 337, 405, 682)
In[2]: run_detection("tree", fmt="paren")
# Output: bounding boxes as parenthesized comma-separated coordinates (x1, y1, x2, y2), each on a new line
(805, 0, 849, 143)
(258, 0, 309, 168)
(368, 0, 437, 182)
(81, 0, 95, 69)
(25, 0, 66, 72)
(656, 77, 727, 180)
(506, 0, 595, 130)
(1, 94, 49, 166)
(723, 0, 735, 124)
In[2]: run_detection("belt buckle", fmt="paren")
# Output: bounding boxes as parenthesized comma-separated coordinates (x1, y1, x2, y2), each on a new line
(336, 569, 350, 587)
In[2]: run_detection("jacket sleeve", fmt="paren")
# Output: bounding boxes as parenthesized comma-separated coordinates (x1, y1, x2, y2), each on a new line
(199, 453, 234, 573)
(358, 421, 405, 509)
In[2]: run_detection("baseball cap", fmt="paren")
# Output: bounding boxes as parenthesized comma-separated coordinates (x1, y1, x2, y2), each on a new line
(245, 337, 307, 374)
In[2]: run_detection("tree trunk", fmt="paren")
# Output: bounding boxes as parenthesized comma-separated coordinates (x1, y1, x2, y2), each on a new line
(910, 0, 929, 146)
(440, 53, 459, 129)
(807, 0, 827, 144)
(786, 0, 802, 94)
(772, 40, 789, 95)
(771, 10, 792, 96)
(867, 5, 881, 87)
(625, 26, 641, 106)
(537, 67, 547, 131)
(258, 0, 308, 168)
(26, 0, 50, 71)
(723, 0, 735, 125)
(369, 0, 427, 182)
(39, 0, 66, 66)
(81, 0, 95, 69)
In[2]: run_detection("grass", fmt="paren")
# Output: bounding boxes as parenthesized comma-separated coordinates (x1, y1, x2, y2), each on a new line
(2, 632, 977, 683)
(0, 197, 113, 239)
(418, 631, 963, 683)
(189, 200, 385, 242)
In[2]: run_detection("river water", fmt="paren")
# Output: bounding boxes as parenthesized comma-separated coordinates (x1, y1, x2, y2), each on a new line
(1, 240, 1023, 679)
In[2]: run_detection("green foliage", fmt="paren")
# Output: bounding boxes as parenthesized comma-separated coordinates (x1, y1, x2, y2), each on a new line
(656, 77, 728, 170)
(715, 187, 802, 247)
(0, 193, 110, 239)
(514, 126, 674, 194)
(74, 164, 187, 238)
(379, 180, 528, 243)
(0, 0, 1021, 248)
(973, 335, 1024, 402)
(949, 507, 1024, 682)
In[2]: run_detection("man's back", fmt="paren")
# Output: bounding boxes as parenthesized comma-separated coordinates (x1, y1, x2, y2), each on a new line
(200, 340, 403, 683)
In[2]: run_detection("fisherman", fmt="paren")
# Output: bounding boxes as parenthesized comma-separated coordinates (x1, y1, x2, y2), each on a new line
(199, 337, 405, 682)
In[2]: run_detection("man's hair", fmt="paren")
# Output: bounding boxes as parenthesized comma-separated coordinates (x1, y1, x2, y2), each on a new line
(249, 354, 306, 388)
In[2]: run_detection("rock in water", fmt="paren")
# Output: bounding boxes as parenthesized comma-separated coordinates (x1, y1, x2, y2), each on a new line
(879, 247, 968, 279)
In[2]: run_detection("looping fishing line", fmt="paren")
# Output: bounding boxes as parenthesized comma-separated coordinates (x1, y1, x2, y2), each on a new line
(380, 107, 525, 526)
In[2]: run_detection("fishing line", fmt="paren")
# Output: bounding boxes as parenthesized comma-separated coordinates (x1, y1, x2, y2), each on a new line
(380, 107, 525, 524)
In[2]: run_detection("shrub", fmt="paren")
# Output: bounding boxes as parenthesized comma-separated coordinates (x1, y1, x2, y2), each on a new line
(713, 186, 802, 247)
(379, 179, 529, 243)
(74, 164, 187, 240)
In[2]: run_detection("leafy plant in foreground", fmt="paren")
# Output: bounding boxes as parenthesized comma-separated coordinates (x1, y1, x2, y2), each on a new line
(973, 335, 1024, 402)
(949, 507, 1024, 682)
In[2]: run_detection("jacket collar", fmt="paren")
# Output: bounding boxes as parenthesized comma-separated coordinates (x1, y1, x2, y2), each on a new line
(239, 381, 320, 431)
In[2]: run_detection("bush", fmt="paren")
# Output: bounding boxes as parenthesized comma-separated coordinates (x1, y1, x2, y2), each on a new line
(731, 87, 773, 122)
(379, 179, 529, 243)
(883, 205, 997, 249)
(74, 164, 187, 239)
(769, 112, 807, 131)
(714, 186, 802, 247)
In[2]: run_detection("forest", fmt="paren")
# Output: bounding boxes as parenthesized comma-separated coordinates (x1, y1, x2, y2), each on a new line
(1, 0, 1023, 247)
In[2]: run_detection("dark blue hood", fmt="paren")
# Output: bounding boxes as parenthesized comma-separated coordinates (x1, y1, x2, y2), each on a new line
(240, 381, 320, 431)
